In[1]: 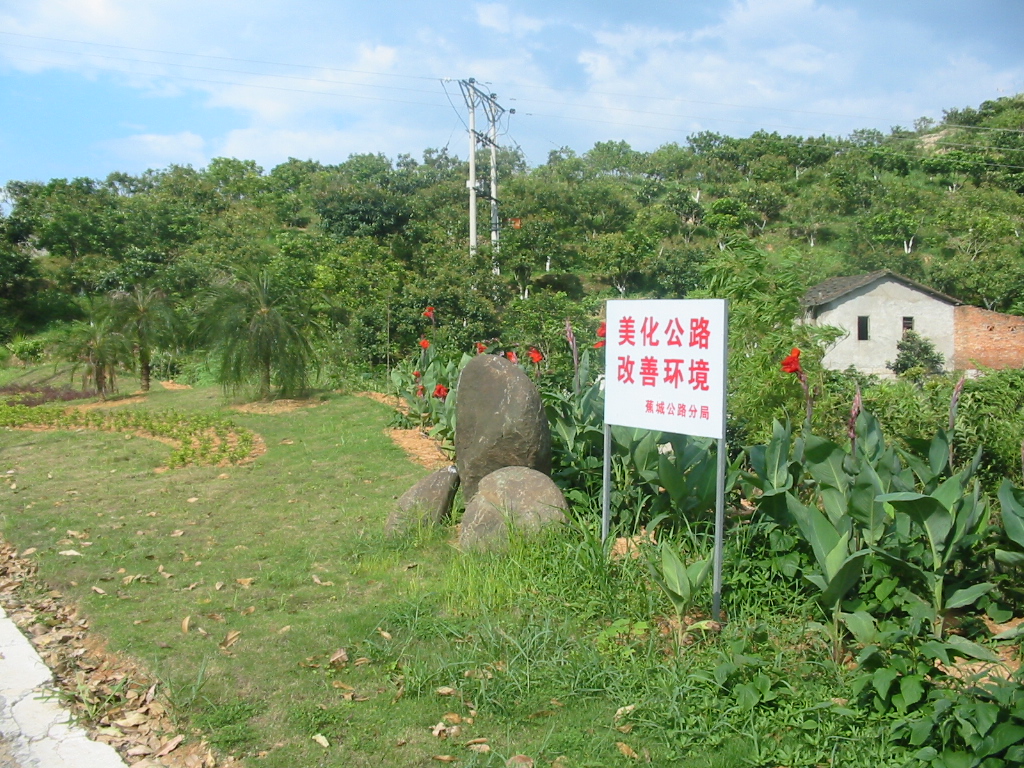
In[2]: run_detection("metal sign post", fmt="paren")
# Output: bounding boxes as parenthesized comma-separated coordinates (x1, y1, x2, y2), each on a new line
(599, 298, 729, 621)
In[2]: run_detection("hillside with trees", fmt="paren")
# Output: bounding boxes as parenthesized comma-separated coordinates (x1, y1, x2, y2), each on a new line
(2, 94, 1023, 453)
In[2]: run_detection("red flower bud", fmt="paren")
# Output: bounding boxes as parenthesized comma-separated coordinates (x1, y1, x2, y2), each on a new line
(506, 351, 518, 364)
(475, 342, 487, 354)
(528, 347, 543, 364)
(433, 384, 449, 399)
(419, 338, 430, 350)
(423, 306, 435, 319)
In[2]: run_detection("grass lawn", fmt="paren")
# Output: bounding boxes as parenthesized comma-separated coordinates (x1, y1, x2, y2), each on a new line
(0, 369, 902, 768)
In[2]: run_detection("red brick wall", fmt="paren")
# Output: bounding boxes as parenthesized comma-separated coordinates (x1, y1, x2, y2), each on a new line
(954, 306, 1024, 370)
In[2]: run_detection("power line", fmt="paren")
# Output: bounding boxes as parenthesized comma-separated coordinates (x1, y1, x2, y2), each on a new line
(2, 30, 1021, 138)
(2, 52, 451, 109)
(0, 30, 442, 82)
(0, 41, 444, 98)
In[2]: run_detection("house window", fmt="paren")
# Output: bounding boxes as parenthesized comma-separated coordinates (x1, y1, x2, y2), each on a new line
(903, 316, 914, 333)
(857, 316, 869, 341)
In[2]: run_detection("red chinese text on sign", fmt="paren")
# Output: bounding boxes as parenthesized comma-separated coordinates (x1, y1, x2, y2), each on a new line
(604, 299, 726, 439)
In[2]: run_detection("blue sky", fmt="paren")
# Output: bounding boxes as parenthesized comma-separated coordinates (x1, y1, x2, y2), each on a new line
(1, 0, 1022, 184)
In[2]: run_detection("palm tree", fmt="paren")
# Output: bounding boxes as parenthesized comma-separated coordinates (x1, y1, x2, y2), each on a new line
(109, 286, 177, 392)
(59, 298, 132, 398)
(197, 269, 319, 400)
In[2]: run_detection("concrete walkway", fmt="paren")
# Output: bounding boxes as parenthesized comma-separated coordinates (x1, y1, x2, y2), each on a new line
(0, 604, 128, 768)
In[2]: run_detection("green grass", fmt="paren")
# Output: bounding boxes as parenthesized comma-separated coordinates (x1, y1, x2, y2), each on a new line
(0, 368, 911, 767)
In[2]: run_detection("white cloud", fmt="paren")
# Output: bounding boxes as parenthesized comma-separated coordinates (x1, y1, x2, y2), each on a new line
(475, 3, 546, 36)
(102, 131, 207, 169)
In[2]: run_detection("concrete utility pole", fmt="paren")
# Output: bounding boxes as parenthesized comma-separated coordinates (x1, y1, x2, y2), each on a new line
(459, 79, 511, 266)
(461, 80, 478, 255)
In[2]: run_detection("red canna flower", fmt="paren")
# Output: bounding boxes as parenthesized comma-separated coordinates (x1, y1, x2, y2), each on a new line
(528, 347, 544, 364)
(419, 338, 430, 350)
(476, 342, 487, 354)
(413, 370, 421, 378)
(781, 348, 802, 374)
(415, 384, 425, 397)
(594, 321, 607, 348)
(423, 306, 435, 319)
(506, 351, 518, 364)
(433, 384, 449, 399)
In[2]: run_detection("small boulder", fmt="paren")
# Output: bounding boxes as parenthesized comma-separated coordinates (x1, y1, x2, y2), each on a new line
(385, 466, 460, 537)
(459, 466, 567, 550)
(455, 355, 552, 502)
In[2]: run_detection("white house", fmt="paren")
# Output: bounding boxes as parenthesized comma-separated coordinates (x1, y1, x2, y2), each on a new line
(801, 270, 958, 376)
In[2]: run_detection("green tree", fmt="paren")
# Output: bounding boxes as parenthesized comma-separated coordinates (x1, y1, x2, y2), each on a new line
(58, 299, 132, 397)
(198, 269, 319, 399)
(887, 330, 944, 376)
(109, 285, 178, 392)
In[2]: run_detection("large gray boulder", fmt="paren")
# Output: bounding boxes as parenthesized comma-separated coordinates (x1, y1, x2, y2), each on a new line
(385, 465, 460, 537)
(455, 354, 552, 502)
(459, 466, 567, 549)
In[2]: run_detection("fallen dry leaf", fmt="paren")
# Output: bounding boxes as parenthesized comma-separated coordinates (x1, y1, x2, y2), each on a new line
(311, 574, 335, 586)
(443, 712, 462, 725)
(431, 756, 456, 763)
(154, 734, 184, 757)
(114, 711, 148, 728)
(506, 756, 534, 767)
(240, 606, 256, 616)
(20, 547, 37, 557)
(91, 586, 106, 595)
(432, 722, 448, 739)
(467, 744, 491, 754)
(377, 628, 393, 641)
(186, 497, 199, 503)
(277, 625, 291, 634)
(312, 734, 330, 748)
(465, 737, 487, 745)
(236, 578, 254, 588)
(58, 550, 82, 557)
(332, 681, 353, 690)
(354, 657, 371, 666)
(171, 530, 184, 537)
(215, 582, 224, 591)
(220, 630, 241, 649)
(329, 648, 349, 667)
(614, 704, 636, 722)
(436, 686, 457, 696)
(181, 616, 191, 634)
(616, 742, 639, 760)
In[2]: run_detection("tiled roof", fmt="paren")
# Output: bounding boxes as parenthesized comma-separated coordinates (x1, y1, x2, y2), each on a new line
(802, 269, 960, 308)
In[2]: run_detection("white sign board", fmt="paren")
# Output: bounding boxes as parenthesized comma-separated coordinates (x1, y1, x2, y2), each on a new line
(603, 299, 727, 439)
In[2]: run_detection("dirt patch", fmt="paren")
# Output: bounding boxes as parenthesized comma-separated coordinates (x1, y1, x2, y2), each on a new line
(610, 529, 657, 560)
(0, 538, 240, 767)
(353, 392, 449, 469)
(230, 399, 323, 415)
(388, 428, 451, 470)
(159, 380, 192, 391)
